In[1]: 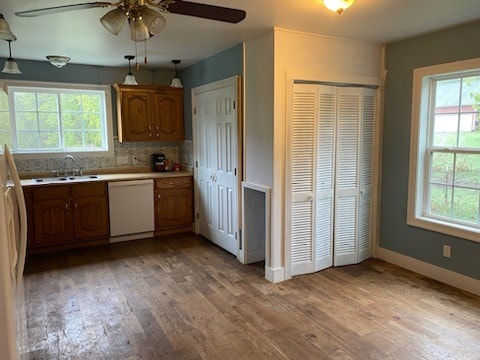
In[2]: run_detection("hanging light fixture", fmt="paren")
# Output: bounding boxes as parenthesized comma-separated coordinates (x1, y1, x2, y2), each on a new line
(123, 55, 138, 85)
(46, 55, 71, 68)
(2, 40, 22, 75)
(170, 60, 183, 88)
(100, 2, 169, 42)
(0, 13, 16, 40)
(323, 0, 355, 14)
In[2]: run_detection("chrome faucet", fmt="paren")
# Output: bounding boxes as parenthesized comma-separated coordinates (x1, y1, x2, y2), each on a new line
(62, 154, 75, 176)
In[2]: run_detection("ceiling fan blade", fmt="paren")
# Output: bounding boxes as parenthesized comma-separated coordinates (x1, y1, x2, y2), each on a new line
(15, 2, 114, 17)
(168, 0, 246, 24)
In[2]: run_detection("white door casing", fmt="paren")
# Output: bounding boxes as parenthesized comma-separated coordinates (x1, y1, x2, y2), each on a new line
(193, 77, 240, 256)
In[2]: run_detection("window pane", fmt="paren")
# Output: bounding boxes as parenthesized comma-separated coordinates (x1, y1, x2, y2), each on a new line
(431, 152, 454, 185)
(0, 112, 11, 131)
(432, 115, 458, 147)
(17, 132, 39, 150)
(84, 131, 102, 148)
(16, 112, 38, 131)
(39, 132, 60, 149)
(14, 92, 36, 111)
(63, 113, 83, 130)
(38, 113, 60, 131)
(37, 93, 58, 112)
(455, 153, 480, 189)
(461, 76, 480, 110)
(0, 131, 12, 148)
(429, 184, 452, 218)
(433, 78, 461, 147)
(453, 188, 479, 224)
(61, 94, 82, 112)
(84, 113, 101, 130)
(64, 131, 83, 148)
(82, 94, 101, 112)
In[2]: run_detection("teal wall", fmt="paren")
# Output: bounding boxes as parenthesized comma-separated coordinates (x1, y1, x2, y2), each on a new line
(381, 20, 480, 280)
(179, 43, 243, 140)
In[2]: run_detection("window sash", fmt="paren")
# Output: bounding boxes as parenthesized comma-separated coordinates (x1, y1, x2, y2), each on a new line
(0, 80, 113, 157)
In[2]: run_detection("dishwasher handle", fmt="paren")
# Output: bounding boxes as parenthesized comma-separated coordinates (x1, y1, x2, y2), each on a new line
(108, 179, 154, 187)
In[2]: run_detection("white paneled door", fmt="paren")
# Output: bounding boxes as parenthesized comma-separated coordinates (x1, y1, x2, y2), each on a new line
(193, 77, 239, 255)
(288, 83, 376, 277)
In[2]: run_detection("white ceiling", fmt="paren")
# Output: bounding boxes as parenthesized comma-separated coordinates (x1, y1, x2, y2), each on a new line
(2, 0, 480, 69)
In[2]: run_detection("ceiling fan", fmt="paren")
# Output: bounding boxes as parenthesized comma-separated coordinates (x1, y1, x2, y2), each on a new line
(15, 0, 246, 42)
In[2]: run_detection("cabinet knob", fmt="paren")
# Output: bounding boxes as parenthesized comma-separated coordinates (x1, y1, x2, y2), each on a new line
(157, 195, 162, 200)
(65, 203, 69, 213)
(74, 202, 78, 212)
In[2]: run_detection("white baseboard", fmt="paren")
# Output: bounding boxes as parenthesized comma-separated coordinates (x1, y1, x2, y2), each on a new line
(375, 247, 480, 297)
(265, 266, 285, 283)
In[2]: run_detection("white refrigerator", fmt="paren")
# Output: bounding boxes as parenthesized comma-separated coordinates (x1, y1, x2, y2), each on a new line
(0, 145, 28, 360)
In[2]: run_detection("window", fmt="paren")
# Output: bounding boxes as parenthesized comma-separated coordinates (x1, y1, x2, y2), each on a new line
(408, 58, 480, 242)
(0, 81, 113, 156)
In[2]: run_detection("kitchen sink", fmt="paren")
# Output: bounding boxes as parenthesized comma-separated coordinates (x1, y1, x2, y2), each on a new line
(31, 175, 102, 184)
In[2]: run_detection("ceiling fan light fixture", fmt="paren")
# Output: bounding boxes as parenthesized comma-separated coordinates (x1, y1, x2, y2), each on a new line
(2, 40, 21, 75)
(46, 55, 71, 68)
(129, 18, 150, 42)
(0, 14, 16, 41)
(140, 8, 166, 35)
(123, 55, 138, 85)
(100, 8, 126, 35)
(323, 0, 354, 14)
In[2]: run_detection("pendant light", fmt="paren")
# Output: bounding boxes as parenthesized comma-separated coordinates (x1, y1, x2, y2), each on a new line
(0, 14, 16, 41)
(46, 55, 71, 68)
(123, 55, 138, 85)
(170, 60, 183, 88)
(323, 0, 354, 14)
(2, 40, 22, 75)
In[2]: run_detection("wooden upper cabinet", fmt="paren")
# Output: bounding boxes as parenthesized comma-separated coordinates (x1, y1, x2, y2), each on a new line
(114, 84, 184, 142)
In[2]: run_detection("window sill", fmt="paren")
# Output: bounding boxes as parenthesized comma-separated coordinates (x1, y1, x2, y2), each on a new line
(407, 215, 480, 244)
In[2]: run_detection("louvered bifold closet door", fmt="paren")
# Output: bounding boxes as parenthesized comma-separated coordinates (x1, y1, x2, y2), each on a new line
(334, 88, 361, 267)
(358, 89, 376, 263)
(290, 84, 317, 275)
(314, 85, 336, 271)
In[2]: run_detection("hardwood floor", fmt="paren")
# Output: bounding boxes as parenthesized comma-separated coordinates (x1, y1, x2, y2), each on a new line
(22, 234, 480, 360)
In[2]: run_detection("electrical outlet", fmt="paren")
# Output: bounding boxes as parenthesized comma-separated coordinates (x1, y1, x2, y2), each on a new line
(443, 245, 451, 258)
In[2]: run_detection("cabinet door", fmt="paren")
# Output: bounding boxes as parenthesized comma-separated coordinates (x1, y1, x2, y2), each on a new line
(73, 195, 109, 240)
(121, 91, 153, 141)
(33, 198, 74, 246)
(155, 187, 193, 230)
(153, 91, 184, 141)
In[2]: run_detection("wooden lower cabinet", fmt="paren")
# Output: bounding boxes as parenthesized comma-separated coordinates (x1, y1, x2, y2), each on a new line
(27, 182, 109, 252)
(155, 176, 193, 235)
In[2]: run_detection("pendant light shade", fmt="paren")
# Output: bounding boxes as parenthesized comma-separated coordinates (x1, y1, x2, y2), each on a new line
(170, 60, 183, 88)
(0, 14, 16, 41)
(323, 0, 355, 14)
(123, 55, 138, 85)
(46, 55, 71, 68)
(100, 8, 126, 35)
(2, 40, 22, 75)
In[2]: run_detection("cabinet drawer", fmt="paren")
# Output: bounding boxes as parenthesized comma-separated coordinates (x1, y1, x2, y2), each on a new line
(72, 182, 106, 197)
(32, 185, 70, 200)
(155, 176, 191, 189)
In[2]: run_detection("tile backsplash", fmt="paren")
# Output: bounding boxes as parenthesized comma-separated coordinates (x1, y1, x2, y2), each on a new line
(14, 139, 193, 175)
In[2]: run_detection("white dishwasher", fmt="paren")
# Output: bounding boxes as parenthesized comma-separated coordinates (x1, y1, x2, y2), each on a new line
(108, 179, 155, 242)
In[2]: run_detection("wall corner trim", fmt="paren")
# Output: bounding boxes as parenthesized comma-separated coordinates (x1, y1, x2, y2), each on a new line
(265, 266, 285, 283)
(375, 247, 480, 297)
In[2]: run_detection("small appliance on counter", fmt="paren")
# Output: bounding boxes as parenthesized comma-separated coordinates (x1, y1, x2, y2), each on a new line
(152, 153, 165, 172)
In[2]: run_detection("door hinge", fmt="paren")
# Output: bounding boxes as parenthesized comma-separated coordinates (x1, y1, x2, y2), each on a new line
(233, 101, 236, 109)
(238, 229, 242, 249)
(234, 168, 237, 176)
(193, 107, 197, 115)
(196, 212, 199, 220)
(195, 160, 198, 168)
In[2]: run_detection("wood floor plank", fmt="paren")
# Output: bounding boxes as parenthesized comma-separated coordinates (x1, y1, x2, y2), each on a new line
(22, 234, 480, 360)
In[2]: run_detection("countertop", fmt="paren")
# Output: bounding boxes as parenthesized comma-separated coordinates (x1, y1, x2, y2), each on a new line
(21, 171, 193, 187)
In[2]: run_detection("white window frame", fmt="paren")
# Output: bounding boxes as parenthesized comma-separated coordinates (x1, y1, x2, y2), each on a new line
(0, 80, 114, 158)
(407, 57, 480, 243)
